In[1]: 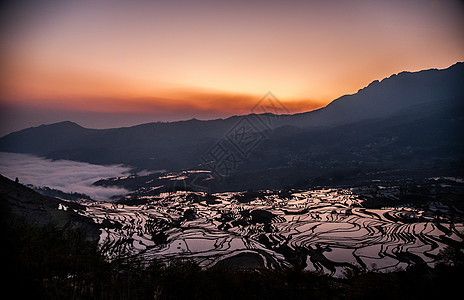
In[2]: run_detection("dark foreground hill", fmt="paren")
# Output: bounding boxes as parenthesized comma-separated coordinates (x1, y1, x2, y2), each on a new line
(0, 174, 99, 237)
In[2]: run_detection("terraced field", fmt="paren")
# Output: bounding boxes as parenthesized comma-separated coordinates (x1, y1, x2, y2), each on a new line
(76, 187, 464, 276)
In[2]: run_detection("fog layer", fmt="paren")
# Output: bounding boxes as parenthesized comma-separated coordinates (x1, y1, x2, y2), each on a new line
(0, 152, 131, 201)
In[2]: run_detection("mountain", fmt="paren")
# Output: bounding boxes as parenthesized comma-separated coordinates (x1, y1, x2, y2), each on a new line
(0, 117, 247, 169)
(0, 121, 94, 155)
(0, 62, 463, 189)
(281, 62, 464, 128)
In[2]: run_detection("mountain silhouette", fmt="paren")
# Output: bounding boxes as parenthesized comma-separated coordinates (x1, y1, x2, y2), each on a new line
(281, 61, 464, 128)
(1, 62, 463, 189)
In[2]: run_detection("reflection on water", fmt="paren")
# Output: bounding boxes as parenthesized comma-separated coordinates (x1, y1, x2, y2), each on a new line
(79, 187, 464, 276)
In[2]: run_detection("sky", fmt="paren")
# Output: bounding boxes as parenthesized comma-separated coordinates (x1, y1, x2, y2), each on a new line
(1, 0, 463, 136)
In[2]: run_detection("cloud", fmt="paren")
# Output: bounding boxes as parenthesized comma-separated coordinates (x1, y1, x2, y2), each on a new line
(0, 152, 131, 201)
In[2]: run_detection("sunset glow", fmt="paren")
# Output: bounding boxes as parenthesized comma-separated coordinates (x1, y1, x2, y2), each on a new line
(1, 0, 463, 134)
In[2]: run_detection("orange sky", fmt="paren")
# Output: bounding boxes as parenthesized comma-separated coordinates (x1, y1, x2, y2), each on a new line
(1, 0, 463, 135)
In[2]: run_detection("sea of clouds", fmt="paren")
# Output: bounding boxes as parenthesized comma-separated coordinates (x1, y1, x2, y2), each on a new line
(0, 152, 131, 201)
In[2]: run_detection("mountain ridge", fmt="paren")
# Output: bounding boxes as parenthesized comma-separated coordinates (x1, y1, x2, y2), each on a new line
(279, 61, 464, 128)
(2, 61, 462, 137)
(0, 62, 463, 188)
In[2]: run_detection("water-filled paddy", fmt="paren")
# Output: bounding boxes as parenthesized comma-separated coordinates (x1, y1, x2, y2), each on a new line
(78, 187, 464, 276)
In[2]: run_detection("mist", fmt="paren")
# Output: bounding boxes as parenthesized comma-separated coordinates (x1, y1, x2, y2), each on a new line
(0, 152, 131, 201)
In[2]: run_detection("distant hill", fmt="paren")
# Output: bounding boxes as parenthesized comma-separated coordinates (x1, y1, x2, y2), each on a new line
(0, 62, 463, 189)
